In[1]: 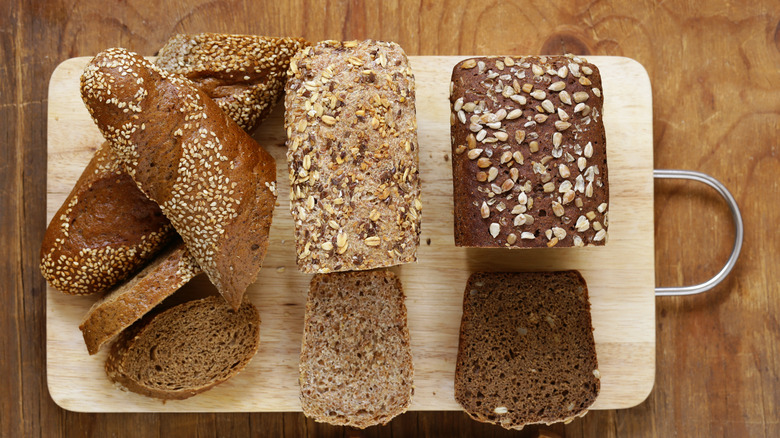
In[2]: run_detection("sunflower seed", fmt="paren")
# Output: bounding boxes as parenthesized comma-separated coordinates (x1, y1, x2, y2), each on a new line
(515, 130, 526, 144)
(559, 163, 571, 178)
(578, 156, 587, 171)
(559, 90, 572, 105)
(532, 64, 544, 76)
(506, 109, 523, 120)
(481, 201, 490, 218)
(510, 94, 528, 105)
(573, 91, 589, 103)
(467, 148, 483, 160)
(513, 151, 524, 164)
(487, 167, 499, 182)
(509, 167, 519, 181)
(518, 192, 528, 205)
(463, 101, 477, 112)
(476, 129, 487, 142)
(461, 59, 477, 69)
(579, 76, 592, 86)
(582, 65, 593, 75)
(549, 81, 566, 91)
(557, 107, 570, 122)
(467, 133, 477, 149)
(534, 114, 549, 123)
(592, 87, 601, 97)
(594, 229, 607, 242)
(598, 202, 608, 213)
(541, 99, 555, 113)
(584, 141, 593, 158)
(514, 214, 526, 226)
(552, 132, 563, 147)
(477, 157, 491, 168)
(511, 204, 525, 214)
(530, 90, 546, 100)
(521, 231, 535, 240)
(495, 131, 509, 142)
(586, 181, 594, 197)
(489, 223, 500, 237)
(501, 179, 515, 192)
(555, 121, 571, 131)
(558, 66, 568, 78)
(453, 97, 464, 112)
(552, 201, 565, 217)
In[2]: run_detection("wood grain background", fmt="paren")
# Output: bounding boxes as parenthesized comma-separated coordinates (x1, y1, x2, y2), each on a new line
(2, 0, 778, 436)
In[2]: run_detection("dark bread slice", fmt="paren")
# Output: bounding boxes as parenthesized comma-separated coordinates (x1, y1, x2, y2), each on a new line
(81, 48, 277, 310)
(79, 239, 201, 355)
(455, 271, 600, 430)
(105, 295, 260, 400)
(299, 271, 414, 428)
(156, 33, 309, 132)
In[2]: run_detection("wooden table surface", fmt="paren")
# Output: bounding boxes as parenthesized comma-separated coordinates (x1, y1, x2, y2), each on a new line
(2, 1, 778, 436)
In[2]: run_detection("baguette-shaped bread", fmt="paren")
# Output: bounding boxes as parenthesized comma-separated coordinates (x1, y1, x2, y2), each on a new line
(40, 142, 175, 295)
(285, 40, 422, 273)
(106, 295, 260, 400)
(81, 48, 277, 310)
(79, 239, 201, 355)
(156, 33, 309, 132)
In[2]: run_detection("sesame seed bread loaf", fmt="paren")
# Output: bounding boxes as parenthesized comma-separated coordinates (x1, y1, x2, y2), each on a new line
(156, 33, 309, 132)
(79, 239, 201, 355)
(455, 271, 600, 430)
(285, 40, 421, 273)
(81, 48, 277, 310)
(450, 55, 609, 248)
(40, 141, 176, 295)
(299, 271, 414, 428)
(105, 295, 260, 400)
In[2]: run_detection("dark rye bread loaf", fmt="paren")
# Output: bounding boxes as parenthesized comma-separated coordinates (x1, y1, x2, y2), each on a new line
(42, 34, 302, 295)
(285, 40, 422, 274)
(299, 271, 414, 428)
(156, 33, 309, 132)
(79, 239, 201, 355)
(450, 55, 609, 248)
(455, 271, 600, 430)
(81, 48, 277, 310)
(105, 295, 260, 400)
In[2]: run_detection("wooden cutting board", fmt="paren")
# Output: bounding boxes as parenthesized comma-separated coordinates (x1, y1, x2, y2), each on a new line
(46, 56, 654, 412)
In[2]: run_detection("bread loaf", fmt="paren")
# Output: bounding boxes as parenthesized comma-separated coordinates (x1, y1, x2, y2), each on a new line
(156, 33, 308, 132)
(79, 239, 200, 355)
(105, 295, 260, 400)
(299, 271, 414, 428)
(81, 48, 277, 310)
(42, 34, 302, 295)
(450, 55, 609, 248)
(285, 40, 422, 273)
(454, 271, 600, 430)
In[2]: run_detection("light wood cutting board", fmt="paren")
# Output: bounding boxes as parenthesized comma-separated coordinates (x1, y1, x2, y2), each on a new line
(46, 56, 655, 412)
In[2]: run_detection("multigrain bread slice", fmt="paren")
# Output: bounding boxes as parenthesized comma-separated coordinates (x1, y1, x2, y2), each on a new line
(455, 271, 600, 430)
(299, 271, 414, 428)
(105, 295, 260, 400)
(81, 48, 277, 310)
(79, 239, 201, 355)
(285, 40, 422, 273)
(450, 55, 609, 248)
(156, 33, 309, 132)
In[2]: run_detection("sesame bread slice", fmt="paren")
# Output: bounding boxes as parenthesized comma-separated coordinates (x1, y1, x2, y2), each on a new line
(455, 271, 600, 430)
(79, 239, 201, 355)
(156, 33, 309, 133)
(450, 55, 608, 248)
(285, 40, 422, 273)
(299, 271, 414, 428)
(105, 295, 260, 400)
(81, 48, 277, 310)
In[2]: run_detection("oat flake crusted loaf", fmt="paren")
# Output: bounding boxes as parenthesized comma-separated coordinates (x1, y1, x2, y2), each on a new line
(455, 271, 600, 430)
(450, 55, 608, 248)
(81, 48, 277, 310)
(285, 40, 421, 273)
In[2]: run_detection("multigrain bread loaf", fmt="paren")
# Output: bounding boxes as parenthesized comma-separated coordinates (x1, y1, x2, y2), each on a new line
(81, 48, 277, 310)
(450, 55, 608, 248)
(42, 34, 302, 296)
(79, 239, 201, 355)
(285, 40, 422, 274)
(40, 142, 175, 295)
(454, 271, 600, 430)
(299, 271, 414, 428)
(156, 33, 309, 132)
(105, 295, 260, 400)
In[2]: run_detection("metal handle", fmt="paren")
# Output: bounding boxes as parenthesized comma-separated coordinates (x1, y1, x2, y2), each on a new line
(653, 169, 743, 296)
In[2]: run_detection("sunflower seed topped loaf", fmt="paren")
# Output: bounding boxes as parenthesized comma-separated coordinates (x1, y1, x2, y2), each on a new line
(80, 48, 277, 310)
(450, 55, 608, 248)
(105, 295, 260, 400)
(79, 239, 201, 355)
(285, 40, 421, 274)
(156, 33, 309, 132)
(40, 141, 175, 295)
(300, 271, 414, 428)
(455, 271, 600, 430)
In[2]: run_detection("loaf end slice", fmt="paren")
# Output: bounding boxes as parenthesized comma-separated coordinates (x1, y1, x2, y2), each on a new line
(105, 295, 260, 400)
(79, 239, 201, 355)
(300, 271, 414, 428)
(454, 271, 600, 430)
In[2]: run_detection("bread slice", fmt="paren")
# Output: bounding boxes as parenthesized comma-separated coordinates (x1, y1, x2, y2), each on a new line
(81, 48, 277, 310)
(156, 33, 309, 133)
(299, 271, 414, 428)
(78, 239, 201, 355)
(105, 295, 260, 400)
(284, 40, 422, 273)
(454, 271, 600, 430)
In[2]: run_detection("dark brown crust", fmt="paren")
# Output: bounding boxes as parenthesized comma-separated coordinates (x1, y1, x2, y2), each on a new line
(105, 295, 260, 400)
(454, 271, 600, 430)
(79, 239, 200, 355)
(81, 48, 277, 310)
(40, 142, 175, 295)
(450, 56, 609, 248)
